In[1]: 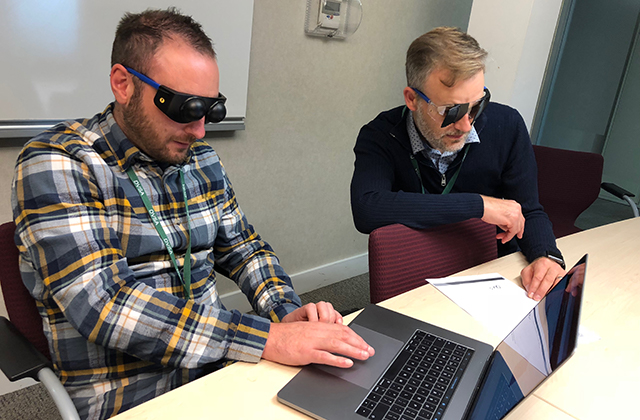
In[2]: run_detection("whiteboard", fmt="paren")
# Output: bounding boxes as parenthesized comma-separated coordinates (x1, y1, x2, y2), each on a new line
(0, 0, 253, 136)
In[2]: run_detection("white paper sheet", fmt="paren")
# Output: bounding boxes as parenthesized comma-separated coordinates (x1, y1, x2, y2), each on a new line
(427, 273, 601, 344)
(427, 273, 538, 338)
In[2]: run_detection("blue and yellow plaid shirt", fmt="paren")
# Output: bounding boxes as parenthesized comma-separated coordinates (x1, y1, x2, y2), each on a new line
(11, 104, 301, 419)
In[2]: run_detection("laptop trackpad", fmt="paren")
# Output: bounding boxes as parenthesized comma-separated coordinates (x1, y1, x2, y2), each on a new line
(315, 324, 404, 390)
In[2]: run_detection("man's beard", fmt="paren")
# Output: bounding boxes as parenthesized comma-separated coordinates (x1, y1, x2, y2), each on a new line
(413, 108, 469, 153)
(122, 88, 195, 165)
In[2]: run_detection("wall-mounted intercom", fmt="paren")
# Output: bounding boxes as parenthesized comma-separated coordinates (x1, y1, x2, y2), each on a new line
(304, 0, 363, 39)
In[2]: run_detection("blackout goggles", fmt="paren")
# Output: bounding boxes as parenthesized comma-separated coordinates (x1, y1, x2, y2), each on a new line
(412, 87, 491, 128)
(125, 67, 227, 124)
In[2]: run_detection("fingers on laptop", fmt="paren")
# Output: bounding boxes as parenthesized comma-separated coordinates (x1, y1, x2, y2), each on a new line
(263, 322, 374, 368)
(282, 302, 343, 324)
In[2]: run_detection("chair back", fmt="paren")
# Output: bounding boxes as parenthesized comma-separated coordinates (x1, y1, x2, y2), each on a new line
(368, 219, 497, 304)
(0, 221, 50, 359)
(533, 145, 604, 238)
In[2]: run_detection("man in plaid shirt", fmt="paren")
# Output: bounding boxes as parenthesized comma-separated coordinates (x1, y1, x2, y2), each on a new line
(11, 8, 373, 419)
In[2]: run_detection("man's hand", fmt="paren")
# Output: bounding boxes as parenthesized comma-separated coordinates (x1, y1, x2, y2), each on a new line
(282, 302, 342, 325)
(521, 257, 566, 301)
(480, 195, 525, 243)
(262, 322, 375, 368)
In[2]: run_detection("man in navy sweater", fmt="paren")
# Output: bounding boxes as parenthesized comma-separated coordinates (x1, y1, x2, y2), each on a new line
(350, 27, 566, 301)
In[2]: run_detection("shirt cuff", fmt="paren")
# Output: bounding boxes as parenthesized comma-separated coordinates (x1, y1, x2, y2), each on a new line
(226, 312, 271, 363)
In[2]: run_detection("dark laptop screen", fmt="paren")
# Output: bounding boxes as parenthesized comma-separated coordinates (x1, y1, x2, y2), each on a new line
(467, 255, 586, 420)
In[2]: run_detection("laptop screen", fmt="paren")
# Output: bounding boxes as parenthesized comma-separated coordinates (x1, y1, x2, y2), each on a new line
(467, 255, 586, 420)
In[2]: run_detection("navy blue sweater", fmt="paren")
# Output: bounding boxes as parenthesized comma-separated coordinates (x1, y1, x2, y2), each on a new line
(350, 103, 560, 261)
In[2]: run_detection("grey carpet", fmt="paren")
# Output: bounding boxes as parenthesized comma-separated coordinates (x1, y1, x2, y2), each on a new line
(298, 272, 370, 316)
(0, 383, 61, 420)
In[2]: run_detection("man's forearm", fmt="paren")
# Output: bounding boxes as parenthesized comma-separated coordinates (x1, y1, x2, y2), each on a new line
(351, 189, 484, 234)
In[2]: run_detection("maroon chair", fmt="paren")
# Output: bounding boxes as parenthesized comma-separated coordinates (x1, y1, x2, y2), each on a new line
(0, 220, 79, 419)
(368, 219, 498, 304)
(533, 145, 604, 238)
(0, 221, 50, 359)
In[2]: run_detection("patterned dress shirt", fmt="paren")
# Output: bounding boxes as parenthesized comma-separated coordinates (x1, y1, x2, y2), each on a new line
(11, 104, 301, 419)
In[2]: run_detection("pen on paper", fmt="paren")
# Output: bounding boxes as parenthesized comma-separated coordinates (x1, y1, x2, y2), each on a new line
(434, 276, 504, 287)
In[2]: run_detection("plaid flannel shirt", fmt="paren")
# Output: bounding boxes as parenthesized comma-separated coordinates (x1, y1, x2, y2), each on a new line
(11, 104, 301, 419)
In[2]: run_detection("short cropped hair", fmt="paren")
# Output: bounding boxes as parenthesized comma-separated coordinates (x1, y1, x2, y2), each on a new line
(111, 7, 216, 74)
(405, 27, 487, 88)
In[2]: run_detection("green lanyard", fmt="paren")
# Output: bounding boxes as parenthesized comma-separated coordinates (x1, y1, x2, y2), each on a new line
(126, 167, 192, 299)
(410, 144, 470, 195)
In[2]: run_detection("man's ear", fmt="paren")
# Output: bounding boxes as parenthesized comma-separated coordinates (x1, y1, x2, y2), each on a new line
(110, 64, 134, 106)
(403, 87, 418, 111)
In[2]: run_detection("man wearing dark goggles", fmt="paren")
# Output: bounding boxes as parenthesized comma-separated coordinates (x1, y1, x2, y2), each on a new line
(12, 8, 373, 418)
(351, 27, 565, 303)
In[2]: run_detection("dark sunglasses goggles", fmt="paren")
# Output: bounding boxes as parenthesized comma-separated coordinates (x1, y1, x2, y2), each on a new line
(412, 87, 491, 128)
(125, 67, 227, 124)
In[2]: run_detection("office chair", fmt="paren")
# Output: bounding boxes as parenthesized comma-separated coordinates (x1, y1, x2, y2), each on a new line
(533, 145, 639, 238)
(368, 219, 498, 304)
(601, 182, 639, 218)
(0, 221, 80, 420)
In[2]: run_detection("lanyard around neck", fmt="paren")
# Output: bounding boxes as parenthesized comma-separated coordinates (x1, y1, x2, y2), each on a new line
(126, 167, 192, 299)
(410, 144, 470, 195)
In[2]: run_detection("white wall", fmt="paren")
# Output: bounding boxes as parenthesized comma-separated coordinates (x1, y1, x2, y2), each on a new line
(468, 0, 564, 129)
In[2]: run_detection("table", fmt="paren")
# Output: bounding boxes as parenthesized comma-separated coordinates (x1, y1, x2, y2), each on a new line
(112, 217, 640, 420)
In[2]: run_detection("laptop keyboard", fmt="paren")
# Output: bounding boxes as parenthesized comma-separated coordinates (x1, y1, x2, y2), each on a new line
(356, 329, 474, 420)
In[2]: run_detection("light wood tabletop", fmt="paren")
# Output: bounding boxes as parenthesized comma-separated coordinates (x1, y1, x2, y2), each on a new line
(113, 217, 640, 420)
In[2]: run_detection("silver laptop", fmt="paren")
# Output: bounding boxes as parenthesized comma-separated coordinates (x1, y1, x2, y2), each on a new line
(278, 254, 587, 420)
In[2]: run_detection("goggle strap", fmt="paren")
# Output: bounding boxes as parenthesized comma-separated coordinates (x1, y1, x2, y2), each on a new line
(125, 67, 160, 90)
